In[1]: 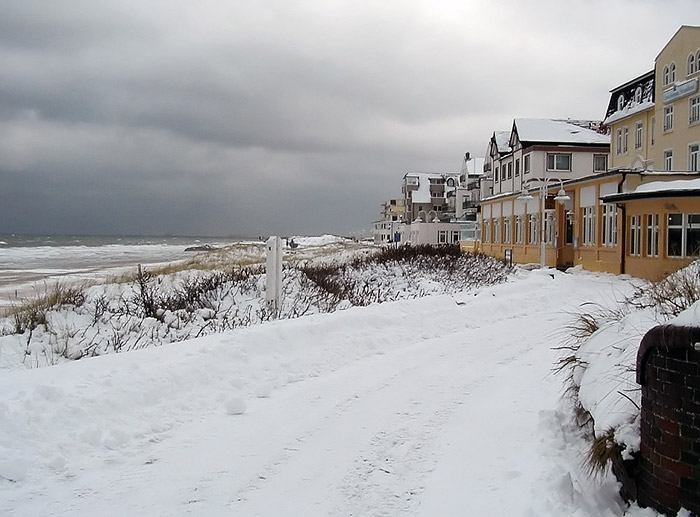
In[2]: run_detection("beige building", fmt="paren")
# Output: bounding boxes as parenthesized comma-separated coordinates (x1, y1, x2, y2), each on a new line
(474, 26, 700, 280)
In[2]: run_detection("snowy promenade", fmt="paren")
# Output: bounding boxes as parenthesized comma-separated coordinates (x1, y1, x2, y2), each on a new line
(1, 269, 638, 516)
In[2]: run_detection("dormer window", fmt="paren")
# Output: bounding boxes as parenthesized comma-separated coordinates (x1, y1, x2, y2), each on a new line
(617, 94, 625, 111)
(634, 86, 642, 104)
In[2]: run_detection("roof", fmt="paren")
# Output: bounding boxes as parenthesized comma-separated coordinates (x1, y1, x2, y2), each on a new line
(655, 25, 700, 61)
(601, 178, 700, 203)
(512, 118, 610, 146)
(603, 70, 655, 125)
(462, 157, 485, 175)
(494, 131, 511, 154)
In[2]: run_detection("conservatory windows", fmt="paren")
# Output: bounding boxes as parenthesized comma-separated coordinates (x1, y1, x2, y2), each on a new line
(629, 215, 641, 256)
(667, 214, 700, 258)
(646, 214, 659, 257)
(583, 207, 595, 246)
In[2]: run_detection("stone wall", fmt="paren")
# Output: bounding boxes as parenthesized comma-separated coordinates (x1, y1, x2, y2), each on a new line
(636, 324, 700, 516)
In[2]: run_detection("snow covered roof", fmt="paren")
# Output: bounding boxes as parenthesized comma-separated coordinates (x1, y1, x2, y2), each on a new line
(494, 131, 511, 153)
(600, 178, 700, 202)
(512, 119, 610, 146)
(406, 172, 460, 204)
(603, 71, 655, 125)
(462, 157, 485, 175)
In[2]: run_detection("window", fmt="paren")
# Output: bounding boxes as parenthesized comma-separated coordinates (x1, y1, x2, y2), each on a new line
(670, 62, 677, 83)
(524, 154, 531, 175)
(593, 154, 608, 172)
(602, 204, 617, 247)
(663, 65, 670, 86)
(635, 87, 643, 103)
(528, 214, 539, 245)
(629, 215, 641, 256)
(484, 219, 491, 243)
(515, 215, 524, 244)
(507, 162, 512, 180)
(622, 127, 629, 153)
(690, 144, 699, 172)
(663, 105, 674, 132)
(690, 96, 700, 125)
(493, 218, 501, 243)
(616, 128, 623, 155)
(617, 94, 625, 111)
(689, 53, 697, 76)
(583, 207, 596, 246)
(503, 217, 512, 243)
(664, 149, 673, 171)
(544, 210, 555, 245)
(515, 159, 520, 177)
(547, 153, 571, 171)
(635, 122, 643, 149)
(438, 230, 448, 244)
(667, 214, 700, 257)
(501, 166, 506, 181)
(495, 167, 499, 182)
(646, 214, 659, 257)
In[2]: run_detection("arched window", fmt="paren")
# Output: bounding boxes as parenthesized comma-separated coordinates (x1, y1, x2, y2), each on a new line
(689, 53, 696, 75)
(634, 86, 642, 104)
(617, 94, 625, 110)
(663, 65, 670, 85)
(670, 62, 676, 82)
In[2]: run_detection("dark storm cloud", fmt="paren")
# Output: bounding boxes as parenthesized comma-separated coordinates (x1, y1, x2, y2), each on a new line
(1, 0, 698, 237)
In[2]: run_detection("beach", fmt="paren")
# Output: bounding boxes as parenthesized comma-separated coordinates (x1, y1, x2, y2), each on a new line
(0, 235, 245, 314)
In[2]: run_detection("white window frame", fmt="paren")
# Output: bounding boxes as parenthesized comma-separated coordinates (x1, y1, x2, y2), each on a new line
(503, 216, 512, 244)
(690, 96, 700, 126)
(667, 213, 700, 258)
(484, 219, 491, 243)
(493, 218, 501, 243)
(524, 154, 531, 175)
(547, 153, 572, 172)
(663, 65, 670, 86)
(544, 210, 555, 245)
(601, 204, 617, 247)
(616, 128, 623, 155)
(528, 214, 539, 245)
(689, 53, 697, 76)
(664, 149, 673, 171)
(634, 121, 643, 150)
(593, 154, 607, 172)
(515, 215, 524, 244)
(583, 206, 595, 246)
(646, 214, 659, 257)
(664, 105, 674, 132)
(690, 143, 699, 172)
(629, 215, 641, 256)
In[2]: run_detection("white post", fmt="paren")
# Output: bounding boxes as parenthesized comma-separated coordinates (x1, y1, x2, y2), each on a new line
(265, 236, 283, 317)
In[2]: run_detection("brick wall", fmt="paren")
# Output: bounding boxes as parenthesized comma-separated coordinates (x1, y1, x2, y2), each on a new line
(636, 325, 700, 516)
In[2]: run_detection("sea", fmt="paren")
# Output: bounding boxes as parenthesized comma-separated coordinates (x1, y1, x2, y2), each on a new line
(0, 234, 249, 313)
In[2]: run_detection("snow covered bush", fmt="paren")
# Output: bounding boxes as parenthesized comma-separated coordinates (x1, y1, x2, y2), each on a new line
(559, 261, 700, 486)
(0, 244, 512, 369)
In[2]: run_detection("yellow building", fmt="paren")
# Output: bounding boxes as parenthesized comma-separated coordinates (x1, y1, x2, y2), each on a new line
(476, 26, 700, 280)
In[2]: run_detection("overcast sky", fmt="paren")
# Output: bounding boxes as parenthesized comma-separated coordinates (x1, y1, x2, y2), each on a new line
(0, 1, 697, 238)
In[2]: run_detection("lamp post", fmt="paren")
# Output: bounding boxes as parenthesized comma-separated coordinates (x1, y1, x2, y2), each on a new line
(517, 177, 570, 268)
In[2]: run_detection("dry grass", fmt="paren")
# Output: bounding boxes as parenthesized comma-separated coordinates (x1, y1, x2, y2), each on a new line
(587, 428, 624, 475)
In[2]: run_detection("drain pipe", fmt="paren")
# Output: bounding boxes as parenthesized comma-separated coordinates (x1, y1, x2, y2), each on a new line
(617, 172, 628, 275)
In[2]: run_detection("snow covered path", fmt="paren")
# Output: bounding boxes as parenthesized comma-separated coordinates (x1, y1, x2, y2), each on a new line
(1, 269, 636, 516)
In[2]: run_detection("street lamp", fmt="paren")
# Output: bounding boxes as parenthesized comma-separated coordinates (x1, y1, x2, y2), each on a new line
(517, 177, 570, 268)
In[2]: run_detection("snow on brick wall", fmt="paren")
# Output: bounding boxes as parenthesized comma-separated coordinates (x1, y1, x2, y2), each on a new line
(636, 325, 700, 516)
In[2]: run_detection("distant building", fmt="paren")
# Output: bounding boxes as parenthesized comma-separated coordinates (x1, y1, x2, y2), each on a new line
(373, 198, 405, 244)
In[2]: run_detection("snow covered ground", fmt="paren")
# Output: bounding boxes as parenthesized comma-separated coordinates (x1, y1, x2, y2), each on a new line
(1, 265, 673, 516)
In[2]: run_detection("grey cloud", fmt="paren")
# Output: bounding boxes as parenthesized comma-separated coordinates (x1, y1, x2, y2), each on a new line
(1, 0, 698, 237)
